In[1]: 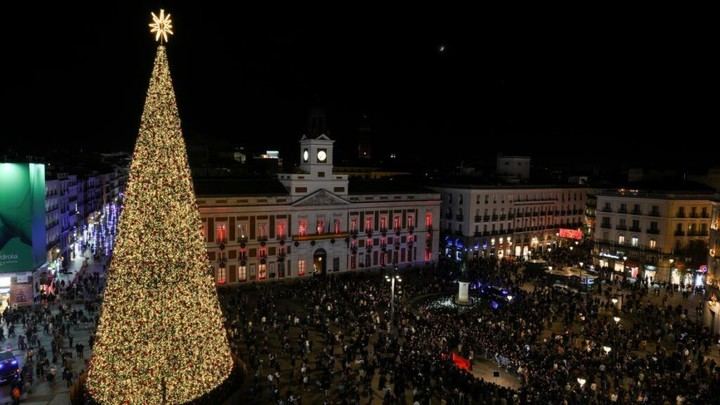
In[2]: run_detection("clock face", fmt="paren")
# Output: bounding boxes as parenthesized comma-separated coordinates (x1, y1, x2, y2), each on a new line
(303, 149, 309, 162)
(317, 149, 327, 162)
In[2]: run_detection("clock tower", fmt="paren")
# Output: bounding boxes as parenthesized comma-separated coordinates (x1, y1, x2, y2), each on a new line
(278, 134, 349, 200)
(299, 134, 334, 177)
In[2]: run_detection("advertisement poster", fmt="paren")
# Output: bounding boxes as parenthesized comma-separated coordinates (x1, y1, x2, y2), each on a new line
(9, 282, 34, 306)
(0, 163, 46, 273)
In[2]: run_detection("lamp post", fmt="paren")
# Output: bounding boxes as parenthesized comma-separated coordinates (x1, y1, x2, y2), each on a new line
(385, 266, 401, 330)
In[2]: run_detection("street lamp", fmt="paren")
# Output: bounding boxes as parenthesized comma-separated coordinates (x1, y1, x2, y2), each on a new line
(577, 378, 587, 388)
(602, 346, 612, 355)
(613, 316, 621, 324)
(385, 266, 402, 329)
(611, 298, 618, 305)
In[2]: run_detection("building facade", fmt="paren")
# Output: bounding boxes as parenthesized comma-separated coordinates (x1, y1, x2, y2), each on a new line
(433, 184, 587, 259)
(197, 135, 441, 284)
(708, 201, 720, 288)
(593, 189, 715, 285)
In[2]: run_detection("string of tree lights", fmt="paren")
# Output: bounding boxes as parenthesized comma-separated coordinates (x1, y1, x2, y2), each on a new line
(86, 10, 234, 404)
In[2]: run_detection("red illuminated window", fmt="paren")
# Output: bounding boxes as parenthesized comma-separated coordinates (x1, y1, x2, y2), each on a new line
(317, 219, 325, 234)
(216, 224, 227, 243)
(351, 218, 358, 232)
(365, 217, 373, 232)
(298, 260, 306, 276)
(407, 215, 414, 228)
(425, 249, 432, 262)
(380, 217, 387, 231)
(425, 213, 432, 227)
(334, 219, 341, 234)
(277, 223, 286, 239)
(299, 220, 307, 236)
(393, 217, 400, 231)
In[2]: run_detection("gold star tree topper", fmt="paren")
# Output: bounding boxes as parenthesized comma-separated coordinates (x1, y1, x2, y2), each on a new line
(149, 9, 174, 43)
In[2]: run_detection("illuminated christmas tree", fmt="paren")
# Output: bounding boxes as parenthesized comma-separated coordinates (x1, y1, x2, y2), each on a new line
(86, 10, 234, 404)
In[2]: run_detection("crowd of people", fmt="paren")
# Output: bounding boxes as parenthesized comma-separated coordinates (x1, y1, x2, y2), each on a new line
(218, 252, 720, 404)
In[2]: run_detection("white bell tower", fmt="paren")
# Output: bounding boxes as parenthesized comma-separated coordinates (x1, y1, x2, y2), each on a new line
(299, 134, 334, 177)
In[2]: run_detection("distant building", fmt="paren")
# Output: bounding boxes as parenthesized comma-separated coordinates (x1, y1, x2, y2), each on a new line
(196, 135, 441, 284)
(432, 184, 587, 260)
(496, 154, 530, 182)
(593, 187, 716, 286)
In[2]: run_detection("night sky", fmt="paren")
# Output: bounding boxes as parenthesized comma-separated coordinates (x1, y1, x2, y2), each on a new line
(3, 4, 716, 169)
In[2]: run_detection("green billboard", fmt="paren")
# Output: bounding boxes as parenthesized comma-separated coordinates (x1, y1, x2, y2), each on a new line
(0, 163, 46, 273)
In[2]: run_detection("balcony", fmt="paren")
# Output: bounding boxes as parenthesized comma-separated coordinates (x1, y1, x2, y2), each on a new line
(491, 215, 498, 221)
(615, 225, 627, 231)
(676, 212, 686, 218)
(629, 227, 641, 232)
(646, 228, 660, 234)
(474, 231, 482, 237)
(631, 209, 642, 215)
(499, 215, 506, 221)
(474, 215, 482, 222)
(648, 211, 660, 217)
(456, 214, 464, 221)
(690, 213, 699, 218)
(508, 214, 515, 219)
(483, 215, 490, 221)
(601, 207, 612, 213)
(618, 208, 627, 214)
(702, 213, 710, 218)
(674, 230, 685, 236)
(600, 223, 611, 229)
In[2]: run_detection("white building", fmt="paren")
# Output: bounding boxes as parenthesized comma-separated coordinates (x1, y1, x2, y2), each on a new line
(197, 135, 441, 284)
(594, 188, 716, 285)
(433, 184, 587, 259)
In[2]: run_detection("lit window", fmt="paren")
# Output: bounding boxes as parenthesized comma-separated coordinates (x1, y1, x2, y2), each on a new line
(351, 218, 358, 232)
(299, 220, 307, 236)
(393, 217, 400, 230)
(334, 219, 341, 234)
(618, 235, 625, 245)
(365, 217, 373, 232)
(298, 260, 305, 276)
(649, 239, 656, 249)
(238, 265, 247, 281)
(216, 224, 226, 243)
(317, 219, 325, 234)
(277, 223, 286, 239)
(425, 213, 432, 227)
(217, 267, 227, 284)
(380, 217, 387, 230)
(258, 263, 267, 279)
(407, 215, 415, 228)
(631, 237, 638, 247)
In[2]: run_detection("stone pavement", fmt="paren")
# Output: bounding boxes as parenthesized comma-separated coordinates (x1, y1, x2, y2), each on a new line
(0, 250, 105, 405)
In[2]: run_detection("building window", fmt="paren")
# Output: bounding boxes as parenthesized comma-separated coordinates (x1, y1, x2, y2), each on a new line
(459, 194, 463, 204)
(258, 263, 267, 279)
(393, 217, 401, 231)
(631, 237, 639, 247)
(649, 239, 657, 249)
(299, 220, 307, 236)
(257, 223, 267, 239)
(317, 219, 325, 234)
(618, 235, 625, 245)
(217, 267, 226, 284)
(216, 224, 227, 243)
(425, 213, 432, 227)
(238, 265, 247, 281)
(298, 260, 305, 276)
(407, 215, 414, 228)
(350, 255, 356, 270)
(365, 217, 373, 232)
(334, 219, 341, 234)
(351, 218, 358, 232)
